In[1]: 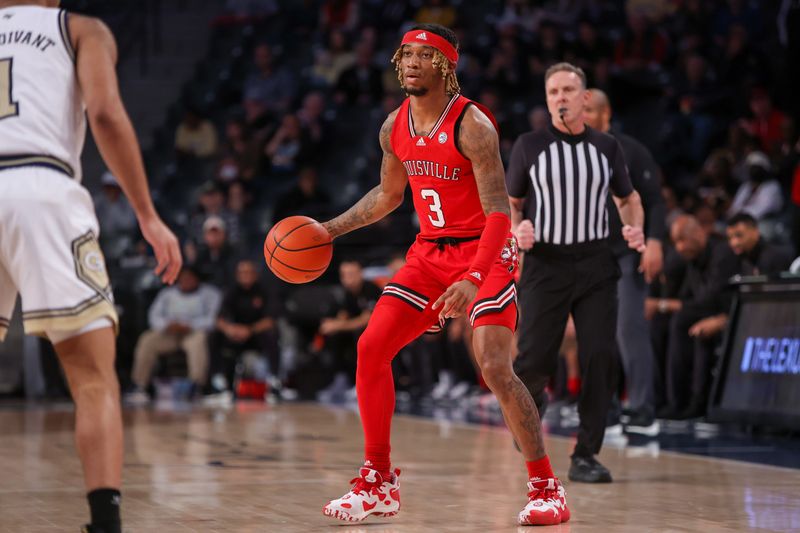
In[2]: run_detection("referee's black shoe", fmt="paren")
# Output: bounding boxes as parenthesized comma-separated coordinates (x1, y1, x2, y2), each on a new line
(568, 455, 613, 483)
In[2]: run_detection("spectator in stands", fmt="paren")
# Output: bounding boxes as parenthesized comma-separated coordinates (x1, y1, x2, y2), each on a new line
(528, 21, 567, 81)
(190, 216, 237, 289)
(613, 8, 669, 72)
(414, 0, 457, 27)
(296, 91, 330, 158)
(126, 265, 222, 403)
(316, 260, 380, 402)
(727, 151, 784, 221)
(174, 107, 218, 161)
(712, 0, 763, 46)
(494, 0, 541, 35)
(242, 43, 295, 115)
(646, 215, 738, 419)
(718, 24, 770, 102)
(668, 53, 725, 163)
(215, 118, 260, 184)
(741, 88, 789, 156)
(264, 113, 309, 177)
(311, 30, 355, 87)
(225, 180, 258, 243)
(334, 42, 384, 107)
(94, 171, 137, 242)
(567, 18, 613, 86)
(670, 0, 712, 46)
(486, 35, 528, 101)
(188, 181, 241, 246)
(320, 0, 359, 34)
(205, 259, 280, 402)
(272, 166, 331, 223)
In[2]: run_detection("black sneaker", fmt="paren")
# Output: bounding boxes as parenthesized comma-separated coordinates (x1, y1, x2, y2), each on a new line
(568, 455, 612, 483)
(624, 411, 660, 436)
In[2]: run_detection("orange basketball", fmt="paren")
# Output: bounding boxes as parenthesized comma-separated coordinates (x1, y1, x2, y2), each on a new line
(264, 216, 333, 283)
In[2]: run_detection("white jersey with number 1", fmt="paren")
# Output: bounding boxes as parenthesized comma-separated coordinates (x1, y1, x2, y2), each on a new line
(0, 4, 85, 180)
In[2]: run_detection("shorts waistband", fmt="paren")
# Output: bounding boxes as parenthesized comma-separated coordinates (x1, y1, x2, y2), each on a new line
(530, 239, 609, 258)
(0, 154, 74, 178)
(422, 235, 481, 250)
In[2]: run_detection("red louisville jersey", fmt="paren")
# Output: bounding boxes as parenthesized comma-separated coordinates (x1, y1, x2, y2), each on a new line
(391, 93, 492, 239)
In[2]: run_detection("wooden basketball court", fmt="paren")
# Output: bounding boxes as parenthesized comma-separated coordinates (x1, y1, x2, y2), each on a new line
(0, 402, 796, 532)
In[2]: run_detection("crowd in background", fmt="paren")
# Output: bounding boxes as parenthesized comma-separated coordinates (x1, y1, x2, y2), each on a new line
(12, 1, 800, 423)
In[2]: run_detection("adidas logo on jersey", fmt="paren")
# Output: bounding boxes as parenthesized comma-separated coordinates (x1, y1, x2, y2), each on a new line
(416, 32, 428, 40)
(469, 272, 482, 281)
(416, 137, 426, 146)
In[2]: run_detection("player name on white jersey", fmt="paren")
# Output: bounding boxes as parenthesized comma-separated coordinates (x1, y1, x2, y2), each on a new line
(0, 30, 57, 52)
(402, 160, 462, 181)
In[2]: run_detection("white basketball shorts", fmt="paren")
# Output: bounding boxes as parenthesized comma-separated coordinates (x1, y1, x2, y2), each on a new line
(0, 165, 118, 341)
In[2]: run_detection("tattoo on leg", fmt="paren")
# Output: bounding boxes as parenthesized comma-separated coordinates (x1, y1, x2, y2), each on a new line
(505, 374, 546, 455)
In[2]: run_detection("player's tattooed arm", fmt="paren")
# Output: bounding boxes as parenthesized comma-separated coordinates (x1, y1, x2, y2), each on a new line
(322, 110, 408, 239)
(458, 106, 511, 217)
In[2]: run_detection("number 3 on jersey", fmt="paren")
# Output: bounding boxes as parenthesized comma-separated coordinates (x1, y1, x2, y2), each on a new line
(0, 58, 19, 119)
(421, 188, 445, 228)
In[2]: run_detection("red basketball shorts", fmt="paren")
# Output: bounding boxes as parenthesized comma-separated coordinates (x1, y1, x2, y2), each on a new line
(379, 234, 518, 336)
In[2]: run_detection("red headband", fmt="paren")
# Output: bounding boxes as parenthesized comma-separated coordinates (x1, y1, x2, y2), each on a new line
(401, 30, 459, 65)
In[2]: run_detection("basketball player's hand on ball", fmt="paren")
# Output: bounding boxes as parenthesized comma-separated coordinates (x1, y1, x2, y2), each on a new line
(622, 225, 646, 253)
(139, 215, 182, 285)
(514, 219, 535, 251)
(432, 280, 478, 320)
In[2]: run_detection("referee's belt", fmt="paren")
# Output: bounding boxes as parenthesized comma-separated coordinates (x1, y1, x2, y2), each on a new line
(423, 235, 481, 250)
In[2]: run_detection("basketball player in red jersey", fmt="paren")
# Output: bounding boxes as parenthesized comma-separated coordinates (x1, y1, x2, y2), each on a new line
(320, 24, 569, 526)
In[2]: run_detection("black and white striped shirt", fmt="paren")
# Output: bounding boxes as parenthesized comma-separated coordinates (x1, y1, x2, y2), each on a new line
(506, 124, 633, 245)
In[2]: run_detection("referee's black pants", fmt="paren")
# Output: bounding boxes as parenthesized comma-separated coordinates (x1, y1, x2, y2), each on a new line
(513, 240, 621, 458)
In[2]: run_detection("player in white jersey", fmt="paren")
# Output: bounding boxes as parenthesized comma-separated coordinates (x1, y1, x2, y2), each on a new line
(0, 1, 182, 532)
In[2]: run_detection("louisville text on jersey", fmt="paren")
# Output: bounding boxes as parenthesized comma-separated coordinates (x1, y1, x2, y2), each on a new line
(402, 160, 462, 181)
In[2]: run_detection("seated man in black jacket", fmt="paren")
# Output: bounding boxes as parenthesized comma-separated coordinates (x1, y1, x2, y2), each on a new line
(726, 213, 794, 276)
(686, 213, 795, 339)
(205, 259, 279, 402)
(647, 215, 738, 419)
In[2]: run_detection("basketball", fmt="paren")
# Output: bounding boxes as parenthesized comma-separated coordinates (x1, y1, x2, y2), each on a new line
(264, 215, 333, 283)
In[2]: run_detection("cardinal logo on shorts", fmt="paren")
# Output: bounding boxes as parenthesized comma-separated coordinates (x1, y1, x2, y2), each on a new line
(501, 238, 519, 272)
(438, 132, 448, 144)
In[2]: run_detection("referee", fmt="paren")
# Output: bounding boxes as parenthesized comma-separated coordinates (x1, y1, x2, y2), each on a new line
(506, 63, 645, 483)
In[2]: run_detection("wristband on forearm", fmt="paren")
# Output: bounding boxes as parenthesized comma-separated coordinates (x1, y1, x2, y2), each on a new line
(461, 212, 511, 288)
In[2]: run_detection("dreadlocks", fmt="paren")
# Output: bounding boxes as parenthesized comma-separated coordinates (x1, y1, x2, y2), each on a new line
(391, 46, 461, 96)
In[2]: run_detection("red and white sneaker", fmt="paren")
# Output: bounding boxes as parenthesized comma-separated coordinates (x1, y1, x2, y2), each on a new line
(322, 464, 401, 522)
(518, 477, 570, 526)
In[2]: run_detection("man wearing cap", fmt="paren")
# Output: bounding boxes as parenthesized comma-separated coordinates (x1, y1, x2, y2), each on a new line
(727, 151, 784, 221)
(125, 265, 221, 403)
(194, 215, 236, 289)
